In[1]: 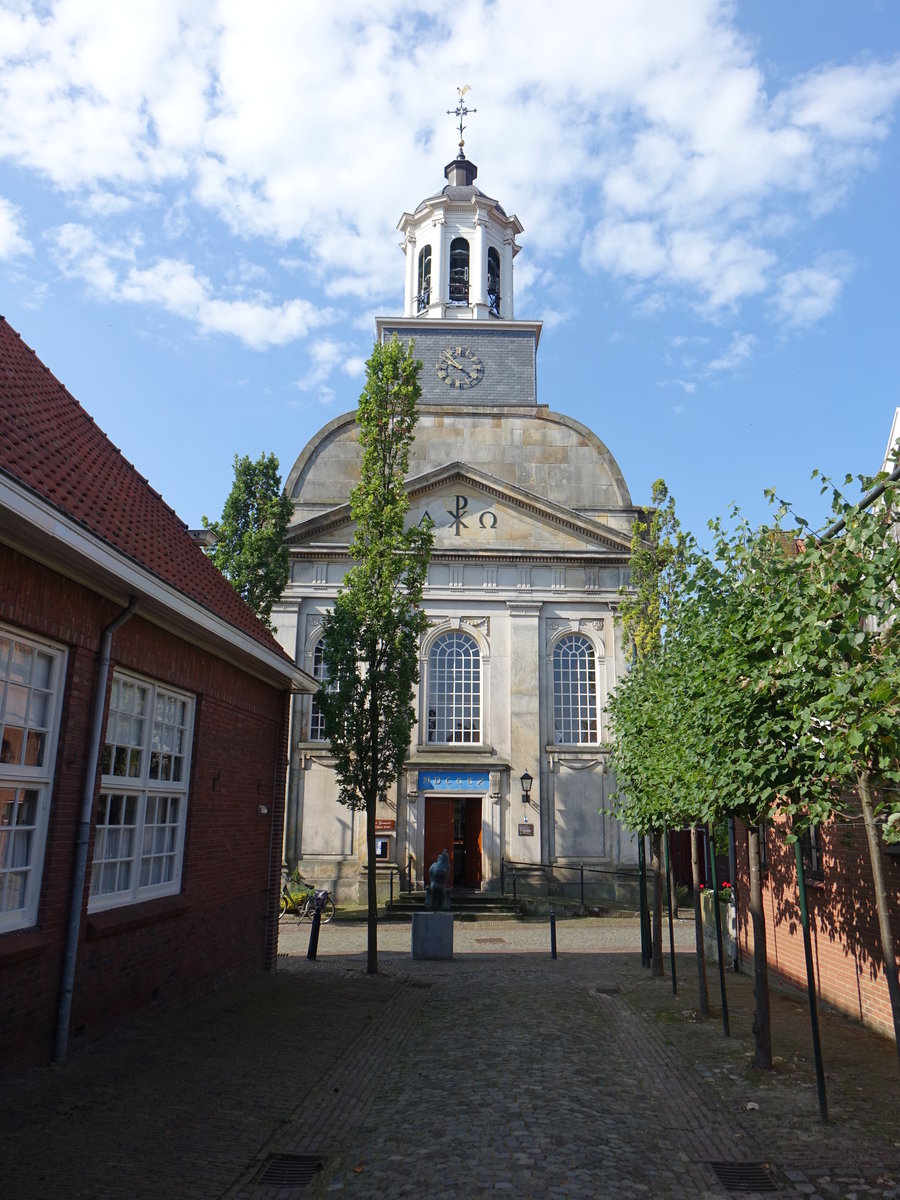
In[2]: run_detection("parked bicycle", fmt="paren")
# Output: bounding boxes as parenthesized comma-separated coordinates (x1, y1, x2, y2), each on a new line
(279, 871, 335, 923)
(301, 888, 335, 924)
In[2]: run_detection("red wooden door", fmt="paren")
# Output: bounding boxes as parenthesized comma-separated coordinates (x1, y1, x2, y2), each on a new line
(424, 796, 454, 886)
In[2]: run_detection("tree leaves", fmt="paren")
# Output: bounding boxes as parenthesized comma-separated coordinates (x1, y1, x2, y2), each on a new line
(316, 335, 433, 812)
(202, 451, 292, 629)
(608, 469, 900, 844)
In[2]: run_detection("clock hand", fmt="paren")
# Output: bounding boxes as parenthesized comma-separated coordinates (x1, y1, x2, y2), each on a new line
(442, 350, 464, 369)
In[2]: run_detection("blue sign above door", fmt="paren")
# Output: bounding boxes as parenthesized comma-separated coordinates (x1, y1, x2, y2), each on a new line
(418, 770, 490, 793)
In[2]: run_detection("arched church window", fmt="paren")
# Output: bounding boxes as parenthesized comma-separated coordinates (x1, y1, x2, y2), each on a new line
(427, 632, 481, 743)
(417, 245, 431, 312)
(449, 237, 469, 305)
(553, 634, 598, 744)
(487, 247, 501, 316)
(309, 639, 328, 741)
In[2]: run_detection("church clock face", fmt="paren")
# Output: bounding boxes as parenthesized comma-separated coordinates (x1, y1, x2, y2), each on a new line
(436, 346, 484, 390)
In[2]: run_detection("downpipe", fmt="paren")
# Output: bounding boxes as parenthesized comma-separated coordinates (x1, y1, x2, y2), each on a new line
(54, 598, 139, 1063)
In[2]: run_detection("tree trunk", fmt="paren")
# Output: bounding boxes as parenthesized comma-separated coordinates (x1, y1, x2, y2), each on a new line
(667, 828, 679, 919)
(691, 825, 709, 1016)
(857, 768, 900, 1073)
(366, 796, 378, 974)
(747, 825, 772, 1069)
(650, 829, 664, 977)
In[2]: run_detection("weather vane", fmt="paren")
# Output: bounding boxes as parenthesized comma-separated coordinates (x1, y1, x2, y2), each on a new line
(447, 85, 476, 154)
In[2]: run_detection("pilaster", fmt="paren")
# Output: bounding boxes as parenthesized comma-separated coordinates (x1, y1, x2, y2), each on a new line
(507, 600, 543, 865)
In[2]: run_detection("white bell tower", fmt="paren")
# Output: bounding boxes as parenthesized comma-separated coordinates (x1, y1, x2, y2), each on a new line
(397, 91, 523, 322)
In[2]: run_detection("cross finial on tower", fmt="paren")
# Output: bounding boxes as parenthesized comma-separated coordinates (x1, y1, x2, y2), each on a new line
(447, 85, 476, 157)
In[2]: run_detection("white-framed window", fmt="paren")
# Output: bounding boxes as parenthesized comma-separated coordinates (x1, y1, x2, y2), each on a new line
(308, 639, 327, 742)
(552, 633, 599, 744)
(89, 672, 194, 911)
(426, 631, 481, 743)
(0, 625, 66, 933)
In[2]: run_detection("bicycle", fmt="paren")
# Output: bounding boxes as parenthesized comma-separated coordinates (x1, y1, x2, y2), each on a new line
(279, 871, 313, 920)
(278, 874, 335, 923)
(300, 888, 335, 924)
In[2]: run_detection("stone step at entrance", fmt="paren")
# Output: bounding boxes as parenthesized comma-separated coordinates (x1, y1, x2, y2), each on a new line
(383, 890, 517, 921)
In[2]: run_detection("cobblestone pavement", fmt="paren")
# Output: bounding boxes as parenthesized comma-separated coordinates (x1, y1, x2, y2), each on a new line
(3, 916, 899, 1199)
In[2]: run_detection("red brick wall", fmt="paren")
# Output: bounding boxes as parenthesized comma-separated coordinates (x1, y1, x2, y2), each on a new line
(0, 544, 289, 1074)
(734, 809, 900, 1041)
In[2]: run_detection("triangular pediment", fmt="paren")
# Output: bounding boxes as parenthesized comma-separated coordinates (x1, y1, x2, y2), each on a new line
(286, 463, 632, 556)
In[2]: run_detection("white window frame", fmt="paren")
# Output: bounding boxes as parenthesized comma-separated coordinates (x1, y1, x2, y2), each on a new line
(89, 670, 194, 912)
(551, 632, 600, 745)
(0, 624, 67, 933)
(308, 638, 328, 742)
(425, 630, 482, 745)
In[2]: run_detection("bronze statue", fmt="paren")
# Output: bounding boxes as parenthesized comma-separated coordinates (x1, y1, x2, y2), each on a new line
(426, 848, 451, 911)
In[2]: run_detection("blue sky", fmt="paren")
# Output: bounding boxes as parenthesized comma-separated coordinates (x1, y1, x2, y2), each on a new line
(1, 0, 899, 545)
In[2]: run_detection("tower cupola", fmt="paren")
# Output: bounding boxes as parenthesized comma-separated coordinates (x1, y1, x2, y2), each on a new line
(397, 89, 523, 321)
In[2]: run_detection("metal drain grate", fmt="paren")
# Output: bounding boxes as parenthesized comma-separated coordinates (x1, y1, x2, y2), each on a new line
(475, 937, 507, 944)
(595, 985, 621, 995)
(255, 1154, 325, 1188)
(708, 1161, 778, 1193)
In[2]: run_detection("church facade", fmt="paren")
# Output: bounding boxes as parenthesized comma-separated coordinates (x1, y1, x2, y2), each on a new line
(273, 148, 642, 905)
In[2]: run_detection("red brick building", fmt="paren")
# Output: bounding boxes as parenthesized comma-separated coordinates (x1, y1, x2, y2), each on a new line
(734, 810, 900, 1041)
(0, 316, 314, 1075)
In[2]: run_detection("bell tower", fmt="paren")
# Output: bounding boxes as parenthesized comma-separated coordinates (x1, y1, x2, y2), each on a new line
(397, 89, 523, 321)
(378, 90, 541, 408)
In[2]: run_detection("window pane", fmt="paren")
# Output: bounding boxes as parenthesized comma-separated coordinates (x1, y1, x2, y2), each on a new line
(0, 786, 41, 914)
(5, 684, 28, 724)
(32, 652, 52, 690)
(0, 628, 63, 931)
(1, 727, 23, 765)
(9, 644, 29, 684)
(28, 691, 49, 728)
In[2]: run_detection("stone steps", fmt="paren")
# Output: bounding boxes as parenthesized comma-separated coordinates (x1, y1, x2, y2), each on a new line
(383, 890, 518, 921)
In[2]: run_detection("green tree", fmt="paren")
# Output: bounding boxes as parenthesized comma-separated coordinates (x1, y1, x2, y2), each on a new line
(763, 472, 900, 1068)
(202, 452, 292, 629)
(316, 336, 433, 974)
(616, 479, 685, 977)
(612, 512, 819, 1067)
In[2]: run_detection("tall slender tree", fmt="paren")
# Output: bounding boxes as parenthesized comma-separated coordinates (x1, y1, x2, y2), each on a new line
(316, 336, 433, 974)
(202, 451, 292, 629)
(616, 479, 685, 977)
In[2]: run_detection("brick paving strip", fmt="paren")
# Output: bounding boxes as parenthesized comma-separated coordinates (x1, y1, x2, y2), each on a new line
(4, 917, 898, 1199)
(229, 939, 766, 1200)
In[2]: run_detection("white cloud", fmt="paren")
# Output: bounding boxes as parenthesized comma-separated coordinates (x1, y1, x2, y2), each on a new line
(704, 331, 757, 375)
(47, 222, 332, 348)
(292, 339, 352, 392)
(0, 1, 896, 335)
(0, 197, 30, 258)
(783, 59, 900, 143)
(771, 256, 853, 329)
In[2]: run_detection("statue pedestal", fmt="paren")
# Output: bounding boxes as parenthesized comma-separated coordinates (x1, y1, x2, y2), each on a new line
(411, 912, 454, 960)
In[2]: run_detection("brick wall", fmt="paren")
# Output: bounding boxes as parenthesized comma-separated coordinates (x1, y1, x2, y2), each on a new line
(734, 809, 900, 1041)
(0, 544, 289, 1074)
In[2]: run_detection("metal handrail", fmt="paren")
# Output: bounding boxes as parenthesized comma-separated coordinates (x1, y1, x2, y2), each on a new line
(499, 858, 641, 908)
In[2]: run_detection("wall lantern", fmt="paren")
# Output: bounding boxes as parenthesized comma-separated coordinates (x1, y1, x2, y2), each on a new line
(520, 769, 534, 809)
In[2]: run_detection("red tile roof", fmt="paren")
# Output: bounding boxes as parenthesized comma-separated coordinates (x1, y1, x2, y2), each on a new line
(0, 315, 288, 658)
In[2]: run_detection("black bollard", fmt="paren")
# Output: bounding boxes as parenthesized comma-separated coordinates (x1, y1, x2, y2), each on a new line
(550, 910, 558, 960)
(307, 906, 322, 961)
